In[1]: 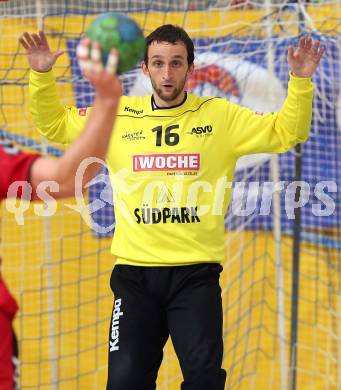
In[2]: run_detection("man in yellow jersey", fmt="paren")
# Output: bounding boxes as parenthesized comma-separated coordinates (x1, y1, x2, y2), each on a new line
(20, 25, 324, 390)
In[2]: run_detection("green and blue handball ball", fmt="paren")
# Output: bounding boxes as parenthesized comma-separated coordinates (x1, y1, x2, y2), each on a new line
(85, 12, 145, 74)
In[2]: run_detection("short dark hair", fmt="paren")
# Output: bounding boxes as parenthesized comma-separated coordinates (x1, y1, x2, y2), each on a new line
(144, 24, 194, 66)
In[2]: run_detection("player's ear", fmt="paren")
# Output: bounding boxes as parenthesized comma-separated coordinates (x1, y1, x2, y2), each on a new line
(142, 62, 149, 76)
(188, 63, 194, 76)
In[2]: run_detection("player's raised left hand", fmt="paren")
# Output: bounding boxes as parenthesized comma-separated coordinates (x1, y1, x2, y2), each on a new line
(288, 35, 325, 78)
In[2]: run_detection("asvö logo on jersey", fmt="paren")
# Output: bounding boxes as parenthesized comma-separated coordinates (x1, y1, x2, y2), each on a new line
(133, 153, 200, 172)
(187, 125, 213, 137)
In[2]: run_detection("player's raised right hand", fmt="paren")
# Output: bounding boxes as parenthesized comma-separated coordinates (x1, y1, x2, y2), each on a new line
(76, 38, 122, 108)
(19, 30, 64, 72)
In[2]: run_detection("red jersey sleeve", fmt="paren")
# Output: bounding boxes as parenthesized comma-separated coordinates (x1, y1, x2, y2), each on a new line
(0, 142, 40, 200)
(0, 278, 18, 320)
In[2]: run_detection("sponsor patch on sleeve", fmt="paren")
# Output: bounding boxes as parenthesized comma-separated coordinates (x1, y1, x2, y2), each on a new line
(78, 108, 87, 116)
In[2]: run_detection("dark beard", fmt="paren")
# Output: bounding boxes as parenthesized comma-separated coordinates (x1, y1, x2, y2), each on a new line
(150, 76, 187, 103)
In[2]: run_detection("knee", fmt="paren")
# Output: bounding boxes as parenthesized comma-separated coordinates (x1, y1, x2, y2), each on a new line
(182, 368, 226, 390)
(107, 377, 138, 390)
(107, 361, 156, 390)
(107, 374, 145, 390)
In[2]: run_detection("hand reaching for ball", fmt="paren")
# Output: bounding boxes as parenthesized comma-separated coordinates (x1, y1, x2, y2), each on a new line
(77, 38, 118, 76)
(76, 38, 122, 106)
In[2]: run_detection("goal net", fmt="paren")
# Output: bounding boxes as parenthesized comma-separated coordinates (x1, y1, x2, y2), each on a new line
(0, 0, 340, 389)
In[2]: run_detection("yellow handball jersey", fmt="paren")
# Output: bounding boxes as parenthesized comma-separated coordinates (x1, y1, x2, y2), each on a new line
(29, 70, 314, 266)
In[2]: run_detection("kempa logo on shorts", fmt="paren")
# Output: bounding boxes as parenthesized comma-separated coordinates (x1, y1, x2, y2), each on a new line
(109, 298, 124, 352)
(133, 153, 200, 172)
(124, 106, 143, 115)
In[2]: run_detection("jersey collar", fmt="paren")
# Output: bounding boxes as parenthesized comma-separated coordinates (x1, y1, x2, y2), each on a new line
(151, 92, 188, 111)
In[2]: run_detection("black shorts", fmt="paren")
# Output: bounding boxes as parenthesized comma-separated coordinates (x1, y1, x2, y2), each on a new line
(107, 263, 226, 390)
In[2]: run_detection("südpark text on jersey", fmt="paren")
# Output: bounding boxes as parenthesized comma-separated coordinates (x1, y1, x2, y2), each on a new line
(134, 206, 201, 224)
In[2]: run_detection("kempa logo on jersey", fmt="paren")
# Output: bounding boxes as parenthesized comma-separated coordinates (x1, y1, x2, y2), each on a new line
(133, 153, 200, 172)
(188, 125, 213, 137)
(122, 130, 145, 141)
(109, 298, 123, 352)
(124, 106, 143, 115)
